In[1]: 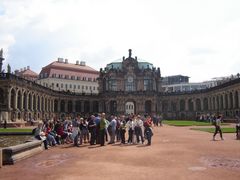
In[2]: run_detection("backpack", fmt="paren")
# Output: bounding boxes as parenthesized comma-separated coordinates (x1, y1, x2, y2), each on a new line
(32, 128, 36, 135)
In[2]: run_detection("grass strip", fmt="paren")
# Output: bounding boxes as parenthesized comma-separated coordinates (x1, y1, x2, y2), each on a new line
(0, 128, 33, 133)
(163, 120, 229, 126)
(191, 127, 236, 133)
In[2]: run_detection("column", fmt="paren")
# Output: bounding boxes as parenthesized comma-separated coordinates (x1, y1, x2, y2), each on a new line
(227, 93, 231, 110)
(42, 97, 44, 112)
(222, 94, 226, 109)
(25, 94, 29, 111)
(193, 98, 196, 111)
(238, 90, 240, 109)
(30, 95, 33, 111)
(20, 93, 24, 110)
(14, 91, 17, 110)
(232, 91, 236, 109)
(8, 89, 11, 110)
(185, 98, 189, 111)
(200, 98, 204, 111)
(57, 100, 61, 113)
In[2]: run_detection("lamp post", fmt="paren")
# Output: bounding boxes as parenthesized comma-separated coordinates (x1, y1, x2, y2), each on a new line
(0, 49, 4, 73)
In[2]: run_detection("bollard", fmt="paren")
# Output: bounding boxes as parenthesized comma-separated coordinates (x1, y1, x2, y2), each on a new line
(0, 148, 2, 168)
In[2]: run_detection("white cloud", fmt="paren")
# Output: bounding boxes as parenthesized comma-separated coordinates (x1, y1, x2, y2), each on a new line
(0, 0, 240, 81)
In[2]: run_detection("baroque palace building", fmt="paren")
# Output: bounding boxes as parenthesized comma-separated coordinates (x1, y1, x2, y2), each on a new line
(0, 49, 240, 123)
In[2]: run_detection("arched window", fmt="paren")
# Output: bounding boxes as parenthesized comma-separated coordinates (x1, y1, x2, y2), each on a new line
(93, 101, 99, 113)
(110, 100, 117, 114)
(75, 101, 81, 112)
(84, 101, 90, 113)
(180, 100, 185, 111)
(196, 99, 201, 111)
(188, 99, 194, 111)
(60, 100, 65, 112)
(203, 98, 208, 111)
(145, 100, 152, 114)
(68, 101, 73, 113)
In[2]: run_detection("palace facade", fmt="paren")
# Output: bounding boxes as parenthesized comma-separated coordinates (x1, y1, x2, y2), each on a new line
(0, 49, 240, 123)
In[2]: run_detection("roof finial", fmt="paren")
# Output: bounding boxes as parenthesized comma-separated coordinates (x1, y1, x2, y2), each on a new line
(128, 49, 132, 58)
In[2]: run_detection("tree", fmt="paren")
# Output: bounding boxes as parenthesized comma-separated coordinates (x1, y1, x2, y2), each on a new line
(7, 64, 11, 73)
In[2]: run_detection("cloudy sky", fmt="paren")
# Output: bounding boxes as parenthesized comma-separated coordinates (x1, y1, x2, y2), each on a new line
(0, 0, 240, 82)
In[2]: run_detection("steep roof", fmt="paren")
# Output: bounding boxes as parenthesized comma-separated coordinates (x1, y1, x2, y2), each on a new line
(18, 69, 38, 77)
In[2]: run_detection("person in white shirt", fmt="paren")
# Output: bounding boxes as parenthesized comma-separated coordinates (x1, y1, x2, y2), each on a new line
(213, 115, 224, 141)
(135, 115, 144, 144)
(109, 115, 117, 144)
(126, 116, 135, 144)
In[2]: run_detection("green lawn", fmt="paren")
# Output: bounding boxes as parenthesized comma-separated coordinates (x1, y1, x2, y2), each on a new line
(0, 128, 33, 133)
(191, 127, 236, 133)
(163, 120, 229, 126)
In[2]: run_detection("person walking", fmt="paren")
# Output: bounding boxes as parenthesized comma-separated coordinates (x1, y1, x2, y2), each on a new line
(235, 115, 240, 140)
(144, 116, 153, 146)
(213, 115, 224, 141)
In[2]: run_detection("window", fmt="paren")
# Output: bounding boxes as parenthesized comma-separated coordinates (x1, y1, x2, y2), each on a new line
(56, 83, 59, 87)
(125, 77, 135, 91)
(78, 85, 80, 89)
(82, 77, 86, 81)
(77, 76, 81, 80)
(144, 77, 153, 91)
(71, 76, 75, 80)
(65, 84, 68, 89)
(70, 84, 72, 88)
(61, 84, 63, 88)
(108, 78, 117, 91)
(88, 78, 92, 81)
(74, 85, 76, 89)
(86, 86, 88, 90)
(65, 75, 69, 79)
(82, 86, 84, 90)
(93, 87, 95, 90)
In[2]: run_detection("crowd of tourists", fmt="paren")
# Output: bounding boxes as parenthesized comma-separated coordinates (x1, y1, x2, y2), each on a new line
(33, 113, 157, 150)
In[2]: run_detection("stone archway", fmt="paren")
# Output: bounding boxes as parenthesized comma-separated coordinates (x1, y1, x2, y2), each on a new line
(125, 101, 135, 115)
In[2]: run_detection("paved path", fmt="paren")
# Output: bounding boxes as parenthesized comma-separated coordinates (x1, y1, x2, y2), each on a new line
(1, 125, 240, 180)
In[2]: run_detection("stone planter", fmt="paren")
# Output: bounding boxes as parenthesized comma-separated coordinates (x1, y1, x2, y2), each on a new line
(2, 140, 43, 165)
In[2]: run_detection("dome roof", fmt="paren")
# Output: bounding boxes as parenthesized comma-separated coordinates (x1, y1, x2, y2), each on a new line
(106, 58, 153, 70)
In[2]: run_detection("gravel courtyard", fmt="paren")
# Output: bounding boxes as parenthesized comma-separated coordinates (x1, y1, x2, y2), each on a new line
(1, 125, 240, 180)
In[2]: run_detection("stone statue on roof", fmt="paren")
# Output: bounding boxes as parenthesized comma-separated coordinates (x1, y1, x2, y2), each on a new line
(128, 49, 132, 58)
(0, 48, 3, 58)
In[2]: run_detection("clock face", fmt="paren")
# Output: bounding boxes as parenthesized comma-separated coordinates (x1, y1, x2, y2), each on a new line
(128, 76, 133, 83)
